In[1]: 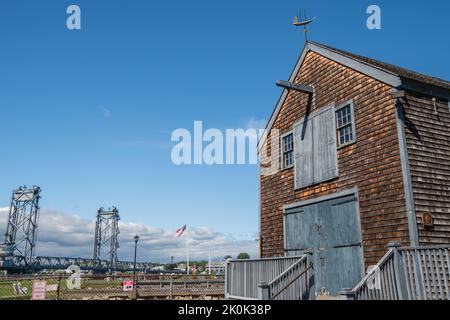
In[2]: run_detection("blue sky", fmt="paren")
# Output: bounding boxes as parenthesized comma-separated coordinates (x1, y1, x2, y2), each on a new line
(0, 1, 449, 261)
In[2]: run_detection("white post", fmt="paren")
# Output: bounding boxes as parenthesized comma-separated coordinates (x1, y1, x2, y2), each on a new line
(208, 252, 211, 275)
(186, 238, 189, 275)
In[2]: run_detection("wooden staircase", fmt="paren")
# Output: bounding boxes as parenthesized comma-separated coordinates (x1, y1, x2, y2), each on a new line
(340, 242, 450, 300)
(225, 242, 450, 300)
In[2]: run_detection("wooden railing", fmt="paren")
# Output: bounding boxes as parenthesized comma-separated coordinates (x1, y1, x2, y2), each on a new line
(400, 246, 450, 300)
(340, 243, 450, 300)
(341, 249, 398, 300)
(260, 255, 313, 300)
(225, 256, 307, 300)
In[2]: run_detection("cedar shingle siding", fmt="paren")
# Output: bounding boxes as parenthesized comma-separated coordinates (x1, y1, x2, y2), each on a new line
(402, 94, 450, 244)
(260, 45, 450, 267)
(260, 51, 409, 266)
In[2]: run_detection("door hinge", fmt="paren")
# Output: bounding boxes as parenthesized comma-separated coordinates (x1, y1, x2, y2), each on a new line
(333, 242, 362, 249)
(284, 248, 312, 252)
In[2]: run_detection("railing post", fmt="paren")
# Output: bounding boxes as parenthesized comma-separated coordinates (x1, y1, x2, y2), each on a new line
(389, 241, 408, 300)
(169, 274, 173, 300)
(339, 289, 355, 300)
(56, 275, 62, 300)
(411, 249, 425, 300)
(305, 250, 314, 300)
(224, 260, 231, 299)
(258, 282, 270, 300)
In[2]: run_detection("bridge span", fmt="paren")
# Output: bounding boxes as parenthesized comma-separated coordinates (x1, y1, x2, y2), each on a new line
(1, 186, 176, 274)
(0, 255, 164, 273)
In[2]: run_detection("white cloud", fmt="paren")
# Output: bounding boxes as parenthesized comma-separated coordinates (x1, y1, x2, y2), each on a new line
(0, 207, 258, 263)
(98, 106, 112, 118)
(243, 118, 267, 142)
(245, 118, 267, 131)
(114, 139, 171, 150)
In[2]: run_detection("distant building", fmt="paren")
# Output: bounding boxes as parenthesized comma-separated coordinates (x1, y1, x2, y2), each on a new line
(175, 263, 186, 272)
(206, 262, 226, 274)
(151, 265, 165, 271)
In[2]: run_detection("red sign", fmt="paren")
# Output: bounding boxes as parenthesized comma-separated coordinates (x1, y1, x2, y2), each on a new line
(32, 281, 47, 300)
(122, 280, 134, 292)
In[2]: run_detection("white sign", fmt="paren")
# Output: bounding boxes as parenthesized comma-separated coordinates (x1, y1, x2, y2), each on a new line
(32, 281, 47, 300)
(122, 280, 134, 292)
(46, 284, 59, 292)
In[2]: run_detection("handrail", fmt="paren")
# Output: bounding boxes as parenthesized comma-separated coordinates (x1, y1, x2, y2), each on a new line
(268, 255, 307, 287)
(228, 256, 302, 263)
(226, 255, 306, 300)
(351, 249, 394, 294)
(270, 262, 313, 300)
(399, 245, 450, 250)
(343, 244, 450, 300)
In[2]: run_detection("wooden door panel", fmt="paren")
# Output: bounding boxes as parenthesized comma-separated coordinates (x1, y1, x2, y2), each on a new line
(284, 193, 363, 296)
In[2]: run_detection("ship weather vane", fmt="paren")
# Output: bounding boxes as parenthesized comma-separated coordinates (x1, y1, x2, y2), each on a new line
(293, 10, 316, 42)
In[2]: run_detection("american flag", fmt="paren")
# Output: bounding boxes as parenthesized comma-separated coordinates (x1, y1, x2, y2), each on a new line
(175, 224, 187, 237)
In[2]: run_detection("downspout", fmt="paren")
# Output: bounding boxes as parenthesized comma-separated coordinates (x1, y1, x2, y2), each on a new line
(393, 91, 420, 246)
(258, 163, 262, 257)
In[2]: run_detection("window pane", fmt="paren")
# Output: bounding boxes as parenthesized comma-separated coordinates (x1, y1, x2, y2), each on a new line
(283, 134, 293, 152)
(282, 133, 294, 168)
(338, 124, 354, 146)
(339, 130, 345, 145)
(337, 105, 352, 128)
(283, 150, 293, 168)
(336, 103, 355, 147)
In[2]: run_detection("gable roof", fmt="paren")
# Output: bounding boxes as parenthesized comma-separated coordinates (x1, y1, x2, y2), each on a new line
(259, 41, 450, 150)
(313, 42, 450, 91)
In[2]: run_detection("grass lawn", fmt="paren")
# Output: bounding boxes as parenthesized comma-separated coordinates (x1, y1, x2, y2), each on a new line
(0, 277, 125, 300)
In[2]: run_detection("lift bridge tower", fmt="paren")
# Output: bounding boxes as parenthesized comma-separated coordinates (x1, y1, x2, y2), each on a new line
(2, 186, 41, 264)
(92, 207, 120, 267)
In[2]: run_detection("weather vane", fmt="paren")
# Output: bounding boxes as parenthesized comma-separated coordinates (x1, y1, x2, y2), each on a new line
(293, 10, 316, 42)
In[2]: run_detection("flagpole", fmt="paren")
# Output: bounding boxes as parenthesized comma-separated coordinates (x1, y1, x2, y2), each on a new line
(208, 252, 211, 275)
(186, 238, 189, 275)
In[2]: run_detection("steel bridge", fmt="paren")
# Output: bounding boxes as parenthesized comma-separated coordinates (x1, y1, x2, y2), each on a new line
(0, 186, 162, 274)
(0, 255, 157, 272)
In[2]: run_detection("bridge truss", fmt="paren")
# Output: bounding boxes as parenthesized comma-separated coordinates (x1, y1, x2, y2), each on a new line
(2, 186, 41, 264)
(92, 207, 120, 267)
(0, 255, 155, 272)
(0, 187, 158, 274)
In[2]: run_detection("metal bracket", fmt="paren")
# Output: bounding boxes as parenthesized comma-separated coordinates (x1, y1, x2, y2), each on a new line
(333, 242, 362, 249)
(391, 89, 406, 99)
(276, 80, 314, 95)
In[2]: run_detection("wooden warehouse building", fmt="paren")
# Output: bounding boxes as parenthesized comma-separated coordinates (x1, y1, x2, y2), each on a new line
(258, 41, 450, 295)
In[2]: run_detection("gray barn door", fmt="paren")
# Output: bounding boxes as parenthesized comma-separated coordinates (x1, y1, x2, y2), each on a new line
(284, 193, 363, 296)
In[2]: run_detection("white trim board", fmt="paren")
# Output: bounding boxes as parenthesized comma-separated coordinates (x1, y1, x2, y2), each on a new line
(283, 187, 358, 211)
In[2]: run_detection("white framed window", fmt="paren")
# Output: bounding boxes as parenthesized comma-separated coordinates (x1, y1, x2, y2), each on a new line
(336, 100, 356, 148)
(281, 132, 294, 169)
